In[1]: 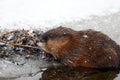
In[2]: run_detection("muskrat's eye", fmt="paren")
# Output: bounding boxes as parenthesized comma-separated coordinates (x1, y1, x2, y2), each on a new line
(40, 34, 49, 42)
(40, 38, 45, 42)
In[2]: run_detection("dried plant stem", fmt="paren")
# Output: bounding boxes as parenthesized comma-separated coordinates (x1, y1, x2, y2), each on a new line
(2, 30, 17, 37)
(0, 40, 40, 50)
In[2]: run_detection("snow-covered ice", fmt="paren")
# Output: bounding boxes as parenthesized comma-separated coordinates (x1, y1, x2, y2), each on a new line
(0, 0, 120, 80)
(0, 0, 120, 29)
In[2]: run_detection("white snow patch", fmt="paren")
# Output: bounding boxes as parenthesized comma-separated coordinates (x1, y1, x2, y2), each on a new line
(109, 56, 112, 60)
(83, 34, 88, 38)
(0, 0, 120, 29)
(84, 60, 88, 63)
(89, 47, 92, 50)
(63, 33, 66, 35)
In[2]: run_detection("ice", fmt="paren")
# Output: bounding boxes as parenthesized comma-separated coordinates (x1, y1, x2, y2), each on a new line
(0, 58, 49, 78)
(0, 0, 120, 29)
(15, 72, 43, 80)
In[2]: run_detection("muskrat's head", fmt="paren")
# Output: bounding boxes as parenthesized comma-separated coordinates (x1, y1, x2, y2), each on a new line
(39, 26, 79, 59)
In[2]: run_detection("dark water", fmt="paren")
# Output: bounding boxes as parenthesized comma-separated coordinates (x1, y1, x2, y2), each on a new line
(40, 66, 120, 80)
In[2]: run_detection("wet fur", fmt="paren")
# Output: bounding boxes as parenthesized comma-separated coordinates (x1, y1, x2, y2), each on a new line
(40, 26, 120, 69)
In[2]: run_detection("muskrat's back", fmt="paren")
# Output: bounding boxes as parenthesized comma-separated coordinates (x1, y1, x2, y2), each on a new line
(40, 27, 120, 69)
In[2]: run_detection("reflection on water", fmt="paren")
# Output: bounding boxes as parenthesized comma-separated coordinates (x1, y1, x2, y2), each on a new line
(40, 65, 118, 80)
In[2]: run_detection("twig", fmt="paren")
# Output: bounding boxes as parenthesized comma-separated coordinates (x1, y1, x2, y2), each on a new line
(0, 40, 41, 50)
(1, 30, 17, 37)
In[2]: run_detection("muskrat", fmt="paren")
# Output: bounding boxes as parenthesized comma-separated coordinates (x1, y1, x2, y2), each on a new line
(39, 26, 120, 69)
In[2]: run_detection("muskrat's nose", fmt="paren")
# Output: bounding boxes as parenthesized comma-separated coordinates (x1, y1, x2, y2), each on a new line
(40, 34, 48, 42)
(39, 37, 45, 42)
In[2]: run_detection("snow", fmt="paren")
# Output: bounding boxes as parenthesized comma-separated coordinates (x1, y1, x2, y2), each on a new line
(0, 0, 120, 80)
(83, 34, 88, 38)
(0, 0, 120, 29)
(88, 47, 92, 50)
(109, 56, 112, 60)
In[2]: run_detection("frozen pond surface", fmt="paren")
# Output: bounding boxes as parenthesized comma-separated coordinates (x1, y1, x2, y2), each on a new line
(0, 11, 120, 80)
(0, 0, 120, 80)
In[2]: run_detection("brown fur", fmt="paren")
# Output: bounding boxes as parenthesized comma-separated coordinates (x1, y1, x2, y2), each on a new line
(40, 26, 120, 69)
